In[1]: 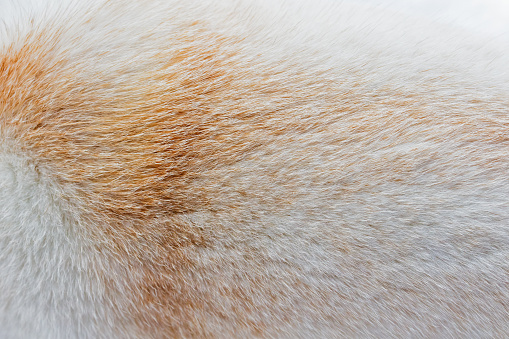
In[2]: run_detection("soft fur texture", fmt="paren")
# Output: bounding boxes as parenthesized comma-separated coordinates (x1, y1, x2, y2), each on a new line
(1, 0, 509, 338)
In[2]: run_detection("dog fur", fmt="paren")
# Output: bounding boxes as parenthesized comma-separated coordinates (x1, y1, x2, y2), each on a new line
(1, 0, 509, 337)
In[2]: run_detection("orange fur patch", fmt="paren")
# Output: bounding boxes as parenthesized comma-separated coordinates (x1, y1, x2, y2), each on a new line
(3, 13, 509, 337)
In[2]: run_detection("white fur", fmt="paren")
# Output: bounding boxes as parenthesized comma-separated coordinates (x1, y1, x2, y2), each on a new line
(1, 0, 509, 337)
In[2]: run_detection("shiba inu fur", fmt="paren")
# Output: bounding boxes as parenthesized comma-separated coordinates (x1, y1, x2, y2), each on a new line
(1, 0, 509, 337)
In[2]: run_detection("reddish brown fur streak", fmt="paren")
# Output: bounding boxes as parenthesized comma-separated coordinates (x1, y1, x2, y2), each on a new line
(1, 1, 509, 338)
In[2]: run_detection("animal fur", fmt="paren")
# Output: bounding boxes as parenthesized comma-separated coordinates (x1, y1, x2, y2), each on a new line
(1, 0, 509, 337)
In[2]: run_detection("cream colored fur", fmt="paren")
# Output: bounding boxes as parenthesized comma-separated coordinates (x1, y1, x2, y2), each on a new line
(0, 0, 509, 338)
